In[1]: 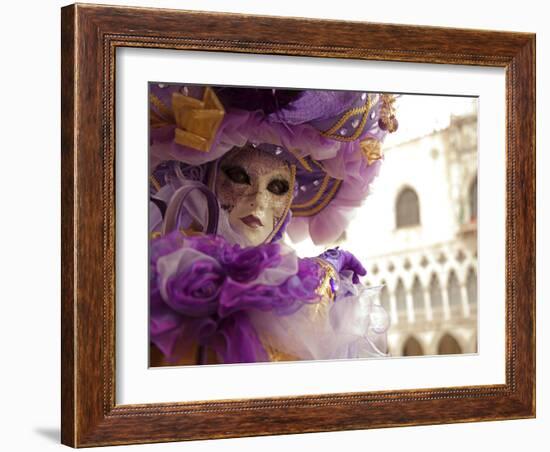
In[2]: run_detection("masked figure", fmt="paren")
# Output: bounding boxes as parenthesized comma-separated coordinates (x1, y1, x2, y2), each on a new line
(148, 85, 398, 365)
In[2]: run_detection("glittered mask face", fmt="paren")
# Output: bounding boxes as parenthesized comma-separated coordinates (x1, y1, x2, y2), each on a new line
(215, 146, 293, 245)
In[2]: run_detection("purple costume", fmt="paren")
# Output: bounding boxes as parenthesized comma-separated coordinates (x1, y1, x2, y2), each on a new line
(149, 84, 397, 364)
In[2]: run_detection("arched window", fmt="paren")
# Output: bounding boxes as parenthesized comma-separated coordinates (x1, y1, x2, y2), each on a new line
(402, 336, 424, 356)
(379, 285, 390, 314)
(429, 274, 443, 318)
(466, 267, 477, 306)
(411, 277, 424, 319)
(447, 271, 462, 315)
(469, 175, 478, 222)
(396, 187, 420, 228)
(395, 279, 407, 322)
(437, 334, 462, 355)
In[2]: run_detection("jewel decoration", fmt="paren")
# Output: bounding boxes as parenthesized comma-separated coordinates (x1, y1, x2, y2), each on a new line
(378, 94, 399, 133)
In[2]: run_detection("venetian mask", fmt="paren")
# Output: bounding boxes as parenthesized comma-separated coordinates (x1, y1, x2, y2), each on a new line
(215, 145, 294, 246)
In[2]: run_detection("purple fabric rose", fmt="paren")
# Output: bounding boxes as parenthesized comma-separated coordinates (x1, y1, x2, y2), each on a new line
(188, 234, 228, 260)
(164, 259, 225, 317)
(222, 243, 282, 283)
(151, 230, 185, 264)
(283, 257, 323, 300)
(218, 257, 320, 318)
(219, 281, 282, 317)
(150, 233, 327, 364)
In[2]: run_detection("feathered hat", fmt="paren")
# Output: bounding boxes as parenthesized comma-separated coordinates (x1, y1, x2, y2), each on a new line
(149, 84, 398, 244)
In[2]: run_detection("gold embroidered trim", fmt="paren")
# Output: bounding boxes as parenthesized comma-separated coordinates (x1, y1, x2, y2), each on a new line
(311, 159, 327, 171)
(286, 148, 313, 172)
(320, 97, 373, 142)
(264, 164, 297, 243)
(292, 179, 342, 217)
(314, 258, 337, 300)
(307, 258, 337, 319)
(322, 105, 366, 135)
(291, 174, 331, 209)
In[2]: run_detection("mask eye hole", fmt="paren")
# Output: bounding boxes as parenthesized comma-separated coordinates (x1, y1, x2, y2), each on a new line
(223, 166, 251, 185)
(267, 178, 289, 196)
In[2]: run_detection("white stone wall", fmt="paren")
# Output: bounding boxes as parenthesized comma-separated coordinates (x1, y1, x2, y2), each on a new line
(348, 113, 479, 356)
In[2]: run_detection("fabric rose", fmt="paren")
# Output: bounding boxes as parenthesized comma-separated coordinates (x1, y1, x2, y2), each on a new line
(222, 243, 282, 283)
(150, 232, 327, 363)
(188, 234, 228, 260)
(290, 258, 322, 296)
(218, 282, 282, 317)
(164, 258, 225, 317)
(219, 257, 320, 317)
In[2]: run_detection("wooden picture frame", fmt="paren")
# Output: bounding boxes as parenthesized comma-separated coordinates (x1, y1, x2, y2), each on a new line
(61, 3, 535, 447)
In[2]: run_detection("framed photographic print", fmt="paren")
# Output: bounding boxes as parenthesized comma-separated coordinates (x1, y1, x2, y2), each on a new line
(61, 3, 536, 447)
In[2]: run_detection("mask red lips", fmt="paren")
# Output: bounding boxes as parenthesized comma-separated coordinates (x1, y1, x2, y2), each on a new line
(240, 215, 264, 229)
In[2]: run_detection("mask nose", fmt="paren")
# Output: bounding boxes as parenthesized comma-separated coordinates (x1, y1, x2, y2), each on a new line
(248, 188, 269, 212)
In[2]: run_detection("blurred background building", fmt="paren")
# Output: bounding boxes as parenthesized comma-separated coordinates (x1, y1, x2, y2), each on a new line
(292, 95, 478, 357)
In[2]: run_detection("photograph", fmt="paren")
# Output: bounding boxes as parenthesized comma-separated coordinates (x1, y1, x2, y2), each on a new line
(148, 83, 478, 366)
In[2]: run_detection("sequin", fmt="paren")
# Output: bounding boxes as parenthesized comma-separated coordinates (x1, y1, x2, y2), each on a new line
(339, 128, 348, 136)
(351, 119, 360, 128)
(313, 179, 320, 186)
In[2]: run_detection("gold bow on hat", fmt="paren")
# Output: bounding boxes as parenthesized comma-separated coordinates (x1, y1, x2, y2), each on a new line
(150, 87, 225, 152)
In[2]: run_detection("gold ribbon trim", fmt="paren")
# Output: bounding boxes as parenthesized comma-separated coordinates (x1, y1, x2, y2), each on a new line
(265, 164, 297, 243)
(321, 97, 373, 142)
(292, 179, 342, 217)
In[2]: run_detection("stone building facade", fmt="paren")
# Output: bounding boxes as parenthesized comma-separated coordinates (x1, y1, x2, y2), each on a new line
(347, 111, 479, 357)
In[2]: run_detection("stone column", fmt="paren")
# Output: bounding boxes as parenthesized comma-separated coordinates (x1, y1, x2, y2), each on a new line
(461, 284, 470, 318)
(424, 289, 433, 322)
